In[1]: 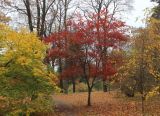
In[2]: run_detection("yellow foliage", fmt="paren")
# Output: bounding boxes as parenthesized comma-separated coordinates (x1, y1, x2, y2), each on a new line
(146, 86, 160, 99)
(16, 56, 32, 66)
(0, 24, 59, 114)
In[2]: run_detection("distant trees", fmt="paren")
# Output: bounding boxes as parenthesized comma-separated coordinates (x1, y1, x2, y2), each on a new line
(0, 0, 77, 37)
(0, 0, 57, 36)
(0, 11, 10, 23)
(0, 1, 10, 23)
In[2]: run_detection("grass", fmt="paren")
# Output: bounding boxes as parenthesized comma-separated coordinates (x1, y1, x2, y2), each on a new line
(51, 91, 160, 116)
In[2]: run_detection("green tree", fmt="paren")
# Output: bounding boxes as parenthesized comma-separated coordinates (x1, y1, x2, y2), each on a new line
(0, 24, 59, 115)
(151, 0, 160, 19)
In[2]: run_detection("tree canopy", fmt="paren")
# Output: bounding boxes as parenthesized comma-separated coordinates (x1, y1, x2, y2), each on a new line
(0, 23, 59, 115)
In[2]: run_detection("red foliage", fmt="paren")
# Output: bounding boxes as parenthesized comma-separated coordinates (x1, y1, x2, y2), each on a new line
(60, 65, 83, 79)
(103, 62, 117, 80)
(44, 8, 127, 82)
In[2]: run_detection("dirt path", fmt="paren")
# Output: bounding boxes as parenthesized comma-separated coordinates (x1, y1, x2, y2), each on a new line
(53, 97, 76, 116)
(52, 92, 160, 116)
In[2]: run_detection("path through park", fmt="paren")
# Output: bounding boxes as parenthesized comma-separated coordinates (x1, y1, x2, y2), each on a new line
(52, 92, 160, 116)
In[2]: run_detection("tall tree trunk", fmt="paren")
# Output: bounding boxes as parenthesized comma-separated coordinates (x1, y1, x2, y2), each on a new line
(139, 30, 146, 116)
(57, 3, 63, 92)
(36, 0, 40, 35)
(40, 0, 46, 37)
(64, 0, 68, 33)
(24, 0, 33, 32)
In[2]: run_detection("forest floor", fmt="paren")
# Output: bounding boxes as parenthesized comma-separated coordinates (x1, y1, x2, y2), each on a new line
(51, 91, 160, 116)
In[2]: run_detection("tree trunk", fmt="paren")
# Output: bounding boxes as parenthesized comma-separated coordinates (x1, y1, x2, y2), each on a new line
(72, 78, 76, 93)
(87, 88, 92, 106)
(59, 59, 63, 92)
(24, 0, 33, 32)
(103, 79, 108, 92)
(64, 80, 69, 94)
(108, 81, 111, 93)
(141, 95, 145, 116)
(139, 30, 145, 116)
(60, 79, 63, 93)
(36, 0, 40, 36)
(40, 0, 46, 37)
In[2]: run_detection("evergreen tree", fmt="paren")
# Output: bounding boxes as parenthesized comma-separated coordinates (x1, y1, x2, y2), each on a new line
(151, 0, 160, 19)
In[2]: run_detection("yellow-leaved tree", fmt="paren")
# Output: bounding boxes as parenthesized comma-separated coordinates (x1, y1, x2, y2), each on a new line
(0, 23, 59, 115)
(145, 18, 160, 97)
(118, 18, 160, 115)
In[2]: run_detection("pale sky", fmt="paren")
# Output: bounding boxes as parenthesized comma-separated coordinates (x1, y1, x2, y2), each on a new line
(9, 0, 156, 28)
(125, 0, 156, 27)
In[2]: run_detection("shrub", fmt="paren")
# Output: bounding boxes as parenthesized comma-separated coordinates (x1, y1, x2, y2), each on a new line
(0, 24, 59, 115)
(68, 82, 88, 93)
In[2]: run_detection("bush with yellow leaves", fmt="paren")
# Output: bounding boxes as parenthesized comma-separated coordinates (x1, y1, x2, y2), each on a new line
(0, 23, 59, 115)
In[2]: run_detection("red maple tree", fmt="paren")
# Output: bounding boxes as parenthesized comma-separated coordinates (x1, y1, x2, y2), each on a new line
(44, 8, 128, 106)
